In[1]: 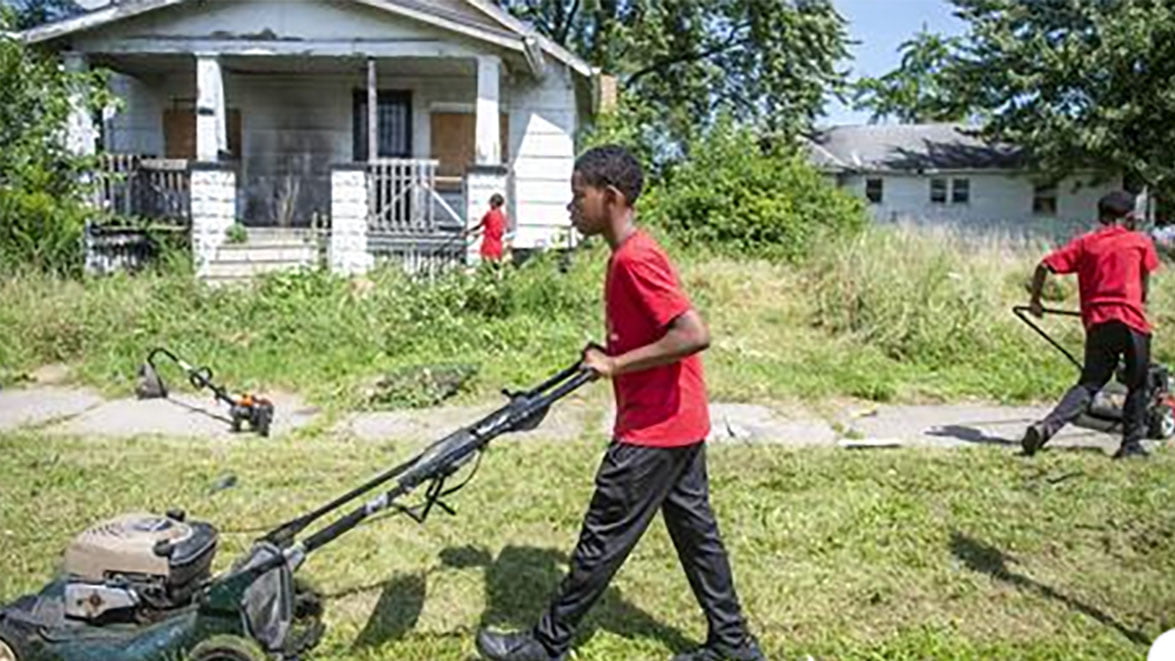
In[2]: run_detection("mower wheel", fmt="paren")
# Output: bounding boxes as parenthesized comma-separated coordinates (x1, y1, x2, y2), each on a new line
(0, 621, 28, 661)
(186, 634, 268, 661)
(0, 638, 19, 661)
(1149, 404, 1175, 440)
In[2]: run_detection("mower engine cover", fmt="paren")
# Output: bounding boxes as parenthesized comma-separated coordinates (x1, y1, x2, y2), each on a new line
(61, 512, 217, 621)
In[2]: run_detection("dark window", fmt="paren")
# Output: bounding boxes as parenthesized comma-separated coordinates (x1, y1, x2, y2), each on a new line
(866, 178, 883, 204)
(930, 178, 947, 203)
(353, 90, 412, 161)
(1033, 184, 1058, 215)
(951, 178, 970, 204)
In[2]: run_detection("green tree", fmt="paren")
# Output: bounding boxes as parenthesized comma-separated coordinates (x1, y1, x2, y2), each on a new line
(641, 117, 867, 261)
(852, 29, 971, 124)
(496, 0, 852, 163)
(0, 6, 111, 273)
(3, 0, 81, 30)
(854, 0, 1175, 196)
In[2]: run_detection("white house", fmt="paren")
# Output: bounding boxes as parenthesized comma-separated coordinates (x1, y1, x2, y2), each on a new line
(807, 123, 1123, 239)
(20, 0, 605, 278)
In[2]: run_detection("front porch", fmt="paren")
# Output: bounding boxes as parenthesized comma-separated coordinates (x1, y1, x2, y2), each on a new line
(82, 50, 513, 278)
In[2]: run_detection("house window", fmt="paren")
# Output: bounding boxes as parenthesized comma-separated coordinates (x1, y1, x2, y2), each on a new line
(352, 90, 412, 161)
(930, 178, 947, 203)
(865, 178, 883, 204)
(1033, 184, 1058, 215)
(951, 178, 970, 204)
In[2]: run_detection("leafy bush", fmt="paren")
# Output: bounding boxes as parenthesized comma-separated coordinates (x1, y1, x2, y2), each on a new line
(0, 11, 112, 274)
(640, 119, 868, 261)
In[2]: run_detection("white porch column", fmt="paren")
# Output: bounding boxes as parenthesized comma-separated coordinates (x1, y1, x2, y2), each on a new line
(63, 52, 97, 157)
(367, 58, 378, 163)
(475, 55, 501, 165)
(195, 53, 227, 162)
(330, 164, 373, 275)
(190, 163, 236, 279)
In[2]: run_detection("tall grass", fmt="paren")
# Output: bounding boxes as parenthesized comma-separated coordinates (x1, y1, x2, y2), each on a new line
(0, 224, 1168, 407)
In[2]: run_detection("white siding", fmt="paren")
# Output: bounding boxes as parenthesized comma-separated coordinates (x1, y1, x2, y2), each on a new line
(842, 171, 1123, 240)
(506, 64, 578, 249)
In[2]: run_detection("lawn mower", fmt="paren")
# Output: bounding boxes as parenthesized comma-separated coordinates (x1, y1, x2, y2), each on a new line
(135, 347, 275, 437)
(0, 360, 594, 660)
(1013, 305, 1175, 439)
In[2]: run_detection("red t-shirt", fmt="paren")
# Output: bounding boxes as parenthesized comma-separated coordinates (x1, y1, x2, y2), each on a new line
(1042, 225, 1161, 333)
(605, 230, 710, 447)
(480, 208, 506, 259)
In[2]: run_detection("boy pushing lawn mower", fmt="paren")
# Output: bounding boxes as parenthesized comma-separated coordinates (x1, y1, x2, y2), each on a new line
(475, 146, 764, 661)
(1022, 191, 1162, 459)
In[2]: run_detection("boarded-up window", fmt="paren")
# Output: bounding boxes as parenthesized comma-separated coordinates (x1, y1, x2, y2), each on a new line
(352, 90, 413, 161)
(429, 111, 510, 189)
(163, 108, 242, 159)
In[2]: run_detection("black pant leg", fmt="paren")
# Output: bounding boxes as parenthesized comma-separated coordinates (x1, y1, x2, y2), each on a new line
(1040, 322, 1121, 438)
(534, 441, 685, 655)
(660, 442, 749, 649)
(1122, 326, 1152, 444)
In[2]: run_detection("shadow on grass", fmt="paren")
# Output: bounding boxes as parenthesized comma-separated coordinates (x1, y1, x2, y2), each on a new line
(949, 531, 1150, 647)
(348, 543, 695, 653)
(349, 572, 428, 649)
(456, 544, 696, 653)
(927, 425, 1016, 446)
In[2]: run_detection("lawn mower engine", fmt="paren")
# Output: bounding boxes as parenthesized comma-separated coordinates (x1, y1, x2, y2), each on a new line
(58, 512, 217, 623)
(0, 511, 323, 661)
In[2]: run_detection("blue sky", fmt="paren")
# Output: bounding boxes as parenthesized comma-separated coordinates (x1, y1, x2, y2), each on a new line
(822, 0, 967, 126)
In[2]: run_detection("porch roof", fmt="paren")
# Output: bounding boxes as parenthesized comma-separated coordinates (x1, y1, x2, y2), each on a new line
(18, 0, 593, 79)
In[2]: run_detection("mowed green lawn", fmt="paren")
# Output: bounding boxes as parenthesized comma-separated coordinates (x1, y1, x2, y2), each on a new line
(2, 430, 1173, 660)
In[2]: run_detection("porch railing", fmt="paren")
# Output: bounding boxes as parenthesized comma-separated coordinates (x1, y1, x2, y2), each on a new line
(94, 153, 191, 224)
(367, 159, 463, 234)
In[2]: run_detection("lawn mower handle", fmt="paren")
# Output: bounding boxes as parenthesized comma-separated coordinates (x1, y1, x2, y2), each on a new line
(1011, 305, 1083, 370)
(263, 361, 595, 551)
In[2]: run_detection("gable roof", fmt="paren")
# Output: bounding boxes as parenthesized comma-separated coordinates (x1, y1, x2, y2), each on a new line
(18, 0, 593, 78)
(807, 123, 1025, 173)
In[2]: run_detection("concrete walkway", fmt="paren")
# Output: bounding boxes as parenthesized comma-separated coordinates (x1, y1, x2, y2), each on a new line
(0, 384, 1138, 455)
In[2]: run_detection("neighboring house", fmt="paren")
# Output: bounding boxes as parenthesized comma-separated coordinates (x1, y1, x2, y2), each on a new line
(807, 123, 1123, 238)
(20, 0, 604, 278)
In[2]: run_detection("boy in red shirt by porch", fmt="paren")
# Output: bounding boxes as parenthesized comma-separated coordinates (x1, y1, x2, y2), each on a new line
(476, 146, 762, 661)
(1022, 191, 1162, 459)
(470, 193, 507, 262)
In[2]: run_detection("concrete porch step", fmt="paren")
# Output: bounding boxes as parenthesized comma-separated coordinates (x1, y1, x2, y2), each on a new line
(202, 259, 317, 280)
(243, 227, 326, 245)
(214, 242, 319, 264)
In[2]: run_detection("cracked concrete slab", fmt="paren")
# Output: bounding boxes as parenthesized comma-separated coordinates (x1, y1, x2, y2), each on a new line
(0, 387, 104, 431)
(836, 404, 1124, 453)
(47, 391, 319, 440)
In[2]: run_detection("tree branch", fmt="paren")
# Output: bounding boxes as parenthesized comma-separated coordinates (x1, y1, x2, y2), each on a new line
(623, 20, 752, 89)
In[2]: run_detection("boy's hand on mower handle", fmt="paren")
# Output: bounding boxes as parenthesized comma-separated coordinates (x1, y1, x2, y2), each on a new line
(582, 343, 616, 380)
(1029, 299, 1044, 318)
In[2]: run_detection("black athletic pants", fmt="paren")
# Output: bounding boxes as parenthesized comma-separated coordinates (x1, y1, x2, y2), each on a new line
(1039, 320, 1151, 445)
(533, 440, 749, 655)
